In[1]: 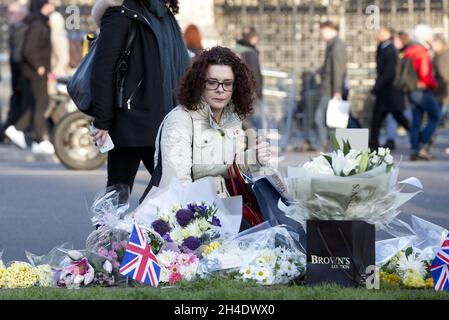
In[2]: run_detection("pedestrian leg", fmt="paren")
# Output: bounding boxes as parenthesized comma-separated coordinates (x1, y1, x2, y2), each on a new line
(107, 147, 142, 197)
(314, 95, 330, 150)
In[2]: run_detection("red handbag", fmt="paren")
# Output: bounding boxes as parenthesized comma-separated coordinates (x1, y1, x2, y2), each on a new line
(227, 163, 264, 227)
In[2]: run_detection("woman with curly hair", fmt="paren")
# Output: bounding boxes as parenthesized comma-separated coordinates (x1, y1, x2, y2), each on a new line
(147, 46, 271, 198)
(90, 0, 190, 198)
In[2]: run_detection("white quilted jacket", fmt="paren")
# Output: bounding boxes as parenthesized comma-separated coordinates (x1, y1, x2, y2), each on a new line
(154, 103, 262, 196)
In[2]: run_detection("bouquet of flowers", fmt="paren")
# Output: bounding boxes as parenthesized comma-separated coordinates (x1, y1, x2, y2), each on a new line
(157, 250, 199, 285)
(199, 223, 306, 285)
(25, 245, 117, 289)
(376, 215, 449, 289)
(0, 250, 55, 289)
(280, 137, 423, 227)
(380, 247, 434, 289)
(150, 202, 221, 254)
(132, 177, 243, 239)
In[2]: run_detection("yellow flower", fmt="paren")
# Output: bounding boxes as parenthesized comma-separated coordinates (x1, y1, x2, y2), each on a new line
(425, 277, 434, 289)
(33, 265, 54, 288)
(403, 270, 426, 289)
(202, 241, 221, 257)
(380, 271, 401, 285)
(4, 262, 38, 288)
(0, 263, 6, 288)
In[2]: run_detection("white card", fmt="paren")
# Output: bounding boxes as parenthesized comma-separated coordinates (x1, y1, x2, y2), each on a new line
(335, 129, 369, 151)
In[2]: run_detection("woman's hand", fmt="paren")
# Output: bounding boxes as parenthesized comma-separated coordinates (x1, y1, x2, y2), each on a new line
(91, 128, 109, 147)
(256, 136, 271, 166)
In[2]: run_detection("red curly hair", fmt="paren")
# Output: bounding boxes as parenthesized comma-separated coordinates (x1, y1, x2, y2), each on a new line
(184, 24, 203, 51)
(176, 46, 256, 119)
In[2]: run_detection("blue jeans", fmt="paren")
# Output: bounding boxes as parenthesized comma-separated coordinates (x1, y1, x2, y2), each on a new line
(314, 95, 331, 149)
(408, 90, 441, 151)
(386, 114, 397, 141)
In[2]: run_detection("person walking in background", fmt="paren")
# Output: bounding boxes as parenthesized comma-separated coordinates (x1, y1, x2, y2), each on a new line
(90, 0, 190, 199)
(0, 1, 30, 149)
(404, 25, 440, 161)
(184, 24, 203, 57)
(313, 21, 347, 151)
(432, 35, 449, 129)
(48, 1, 71, 80)
(235, 26, 264, 130)
(21, 0, 55, 154)
(369, 26, 410, 151)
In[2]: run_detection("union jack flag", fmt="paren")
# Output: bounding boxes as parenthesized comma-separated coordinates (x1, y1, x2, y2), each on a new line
(119, 222, 161, 286)
(430, 236, 449, 291)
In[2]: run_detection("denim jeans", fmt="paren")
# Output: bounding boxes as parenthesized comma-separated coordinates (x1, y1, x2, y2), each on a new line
(408, 90, 441, 151)
(314, 95, 331, 150)
(386, 114, 397, 141)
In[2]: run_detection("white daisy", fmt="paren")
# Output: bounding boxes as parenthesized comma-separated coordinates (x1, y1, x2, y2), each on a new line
(397, 253, 426, 278)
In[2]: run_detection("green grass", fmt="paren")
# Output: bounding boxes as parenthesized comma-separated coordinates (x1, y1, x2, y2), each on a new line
(0, 279, 448, 300)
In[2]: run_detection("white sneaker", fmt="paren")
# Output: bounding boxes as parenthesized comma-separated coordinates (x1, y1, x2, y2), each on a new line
(4, 125, 27, 149)
(31, 140, 55, 155)
(446, 148, 449, 155)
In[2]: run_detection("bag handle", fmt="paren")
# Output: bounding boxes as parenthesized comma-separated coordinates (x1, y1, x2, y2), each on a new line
(316, 225, 362, 285)
(227, 166, 239, 196)
(232, 163, 258, 208)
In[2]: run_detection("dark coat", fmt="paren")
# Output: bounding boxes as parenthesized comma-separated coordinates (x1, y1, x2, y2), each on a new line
(235, 40, 263, 98)
(371, 40, 405, 112)
(320, 36, 347, 97)
(22, 13, 51, 77)
(90, 0, 187, 147)
(433, 49, 449, 106)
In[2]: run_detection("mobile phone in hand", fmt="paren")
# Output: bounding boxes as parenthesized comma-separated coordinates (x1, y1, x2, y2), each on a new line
(90, 123, 114, 153)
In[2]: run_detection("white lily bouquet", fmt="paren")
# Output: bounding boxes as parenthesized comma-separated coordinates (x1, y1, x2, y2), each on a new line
(280, 136, 422, 227)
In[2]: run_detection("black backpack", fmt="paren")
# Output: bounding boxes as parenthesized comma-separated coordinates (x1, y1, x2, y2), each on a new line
(394, 54, 419, 93)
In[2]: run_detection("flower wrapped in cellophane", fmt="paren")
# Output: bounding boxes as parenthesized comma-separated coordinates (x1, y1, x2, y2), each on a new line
(26, 245, 116, 289)
(157, 250, 199, 285)
(376, 215, 448, 289)
(280, 137, 423, 228)
(198, 223, 306, 285)
(132, 177, 243, 256)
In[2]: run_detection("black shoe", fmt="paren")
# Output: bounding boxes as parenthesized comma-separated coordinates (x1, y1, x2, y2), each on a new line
(383, 140, 396, 150)
(410, 152, 419, 161)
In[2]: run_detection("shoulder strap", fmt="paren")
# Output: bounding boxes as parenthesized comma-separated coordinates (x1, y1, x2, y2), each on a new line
(139, 109, 194, 203)
(188, 111, 194, 181)
(123, 22, 137, 58)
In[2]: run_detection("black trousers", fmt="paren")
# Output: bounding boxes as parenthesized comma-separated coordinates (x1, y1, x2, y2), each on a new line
(0, 61, 32, 136)
(107, 147, 156, 199)
(369, 102, 410, 149)
(16, 72, 49, 142)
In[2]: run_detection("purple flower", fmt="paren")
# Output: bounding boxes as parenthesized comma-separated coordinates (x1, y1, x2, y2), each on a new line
(111, 242, 121, 251)
(108, 250, 118, 259)
(182, 236, 202, 251)
(199, 205, 208, 216)
(98, 247, 109, 257)
(176, 209, 195, 227)
(187, 203, 196, 212)
(163, 233, 173, 242)
(152, 219, 172, 236)
(212, 216, 221, 227)
(120, 240, 128, 248)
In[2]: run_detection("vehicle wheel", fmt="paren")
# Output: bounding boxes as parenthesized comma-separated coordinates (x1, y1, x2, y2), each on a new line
(53, 112, 107, 170)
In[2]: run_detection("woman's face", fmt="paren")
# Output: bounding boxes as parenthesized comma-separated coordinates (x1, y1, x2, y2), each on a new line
(202, 65, 234, 111)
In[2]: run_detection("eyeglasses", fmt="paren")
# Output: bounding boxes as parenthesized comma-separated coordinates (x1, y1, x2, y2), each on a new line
(204, 79, 234, 92)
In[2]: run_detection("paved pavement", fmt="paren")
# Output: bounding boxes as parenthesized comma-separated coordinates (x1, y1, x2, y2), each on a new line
(0, 129, 448, 262)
